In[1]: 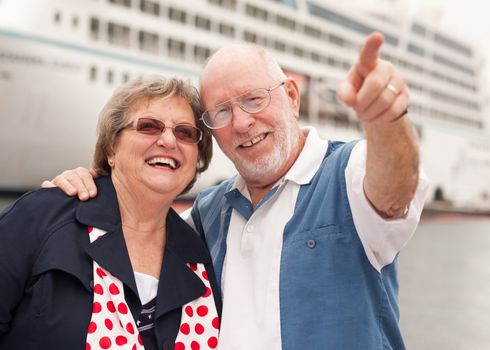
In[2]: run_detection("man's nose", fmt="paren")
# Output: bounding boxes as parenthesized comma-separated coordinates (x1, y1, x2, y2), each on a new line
(231, 105, 255, 133)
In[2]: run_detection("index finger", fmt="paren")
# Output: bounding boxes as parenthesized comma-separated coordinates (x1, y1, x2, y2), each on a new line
(356, 32, 384, 78)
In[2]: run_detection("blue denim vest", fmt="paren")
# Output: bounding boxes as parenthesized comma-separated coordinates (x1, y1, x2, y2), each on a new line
(191, 140, 405, 350)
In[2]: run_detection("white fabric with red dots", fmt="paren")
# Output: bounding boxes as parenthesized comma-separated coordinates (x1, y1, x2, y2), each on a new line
(86, 226, 144, 350)
(85, 226, 219, 350)
(174, 262, 220, 350)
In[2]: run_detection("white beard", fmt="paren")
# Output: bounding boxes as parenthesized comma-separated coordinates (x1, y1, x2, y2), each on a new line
(230, 114, 300, 181)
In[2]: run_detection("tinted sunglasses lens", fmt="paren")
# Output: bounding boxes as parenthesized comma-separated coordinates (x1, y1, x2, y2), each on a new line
(135, 118, 164, 135)
(174, 125, 202, 144)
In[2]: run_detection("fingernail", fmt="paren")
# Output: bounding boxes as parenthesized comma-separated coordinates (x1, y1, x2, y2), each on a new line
(80, 192, 89, 200)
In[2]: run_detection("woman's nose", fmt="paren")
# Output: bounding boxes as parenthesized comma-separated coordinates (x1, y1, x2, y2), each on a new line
(156, 128, 177, 148)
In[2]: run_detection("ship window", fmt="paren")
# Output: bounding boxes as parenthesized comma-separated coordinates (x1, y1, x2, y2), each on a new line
(408, 43, 424, 57)
(194, 45, 211, 63)
(218, 23, 235, 37)
(243, 31, 257, 43)
(208, 0, 237, 11)
(276, 15, 295, 30)
(328, 34, 345, 47)
(195, 16, 211, 31)
(433, 53, 475, 76)
(72, 16, 79, 28)
(411, 23, 427, 37)
(273, 40, 286, 52)
(434, 32, 472, 58)
(139, 30, 159, 54)
(90, 17, 100, 40)
(311, 52, 320, 62)
(123, 73, 130, 82)
(140, 0, 160, 16)
(266, 0, 296, 8)
(168, 7, 187, 24)
(245, 4, 268, 21)
(90, 66, 97, 81)
(109, 0, 131, 8)
(293, 46, 304, 57)
(107, 70, 114, 84)
(53, 11, 61, 24)
(168, 39, 186, 59)
(304, 25, 321, 39)
(307, 2, 398, 46)
(108, 22, 131, 47)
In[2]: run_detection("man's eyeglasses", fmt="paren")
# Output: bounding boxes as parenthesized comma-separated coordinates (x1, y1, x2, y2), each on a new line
(120, 117, 203, 144)
(201, 81, 285, 129)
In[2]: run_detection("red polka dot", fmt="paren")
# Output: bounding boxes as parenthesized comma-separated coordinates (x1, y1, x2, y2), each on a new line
(197, 305, 208, 317)
(116, 335, 128, 345)
(86, 342, 91, 350)
(87, 226, 93, 233)
(191, 341, 200, 350)
(96, 267, 107, 278)
(195, 323, 204, 335)
(99, 336, 111, 349)
(189, 263, 198, 271)
(138, 334, 143, 345)
(180, 323, 190, 335)
(185, 305, 193, 317)
(202, 271, 208, 280)
(109, 283, 120, 295)
(117, 302, 128, 314)
(208, 336, 218, 349)
(107, 301, 116, 313)
(92, 302, 102, 313)
(126, 322, 135, 334)
(175, 342, 185, 350)
(132, 345, 137, 350)
(104, 318, 113, 330)
(87, 321, 97, 333)
(212, 317, 219, 329)
(93, 284, 104, 295)
(202, 287, 211, 297)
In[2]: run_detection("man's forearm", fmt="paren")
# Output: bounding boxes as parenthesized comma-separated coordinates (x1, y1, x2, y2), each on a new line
(363, 115, 420, 218)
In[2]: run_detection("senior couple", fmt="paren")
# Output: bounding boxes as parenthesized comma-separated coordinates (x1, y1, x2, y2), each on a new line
(0, 32, 428, 349)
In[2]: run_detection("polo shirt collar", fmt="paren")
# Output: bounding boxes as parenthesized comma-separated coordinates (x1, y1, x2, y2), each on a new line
(284, 126, 328, 185)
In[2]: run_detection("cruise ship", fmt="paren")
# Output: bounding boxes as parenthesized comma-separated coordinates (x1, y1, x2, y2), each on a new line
(1, 0, 489, 211)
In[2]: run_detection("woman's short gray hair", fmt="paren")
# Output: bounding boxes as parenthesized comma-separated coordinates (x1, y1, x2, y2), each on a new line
(93, 76, 212, 194)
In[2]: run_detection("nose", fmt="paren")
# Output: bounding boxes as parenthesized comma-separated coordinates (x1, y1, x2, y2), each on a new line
(156, 128, 177, 149)
(231, 105, 255, 133)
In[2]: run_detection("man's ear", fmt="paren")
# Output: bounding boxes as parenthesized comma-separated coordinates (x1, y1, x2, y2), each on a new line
(285, 78, 300, 118)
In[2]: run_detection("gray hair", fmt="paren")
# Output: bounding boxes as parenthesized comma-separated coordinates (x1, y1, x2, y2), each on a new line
(93, 76, 213, 194)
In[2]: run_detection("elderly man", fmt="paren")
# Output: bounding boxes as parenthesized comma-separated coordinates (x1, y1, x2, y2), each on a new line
(46, 32, 428, 349)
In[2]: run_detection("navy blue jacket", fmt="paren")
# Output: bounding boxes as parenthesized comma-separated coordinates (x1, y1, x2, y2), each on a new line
(0, 176, 221, 350)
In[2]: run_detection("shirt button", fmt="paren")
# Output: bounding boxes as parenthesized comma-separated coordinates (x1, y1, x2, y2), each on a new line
(246, 225, 254, 232)
(307, 239, 316, 249)
(89, 280, 94, 290)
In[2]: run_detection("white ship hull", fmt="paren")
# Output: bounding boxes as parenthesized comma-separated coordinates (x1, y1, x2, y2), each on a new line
(1, 0, 489, 211)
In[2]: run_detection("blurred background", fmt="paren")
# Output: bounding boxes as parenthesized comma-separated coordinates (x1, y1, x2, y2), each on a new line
(1, 0, 490, 348)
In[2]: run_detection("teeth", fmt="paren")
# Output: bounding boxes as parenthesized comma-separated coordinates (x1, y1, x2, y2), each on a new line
(146, 157, 177, 169)
(241, 134, 266, 148)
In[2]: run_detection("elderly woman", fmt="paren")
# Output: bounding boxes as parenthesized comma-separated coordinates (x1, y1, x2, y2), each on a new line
(0, 77, 220, 349)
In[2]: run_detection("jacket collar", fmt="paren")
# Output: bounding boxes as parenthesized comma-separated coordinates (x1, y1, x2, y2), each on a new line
(75, 176, 212, 317)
